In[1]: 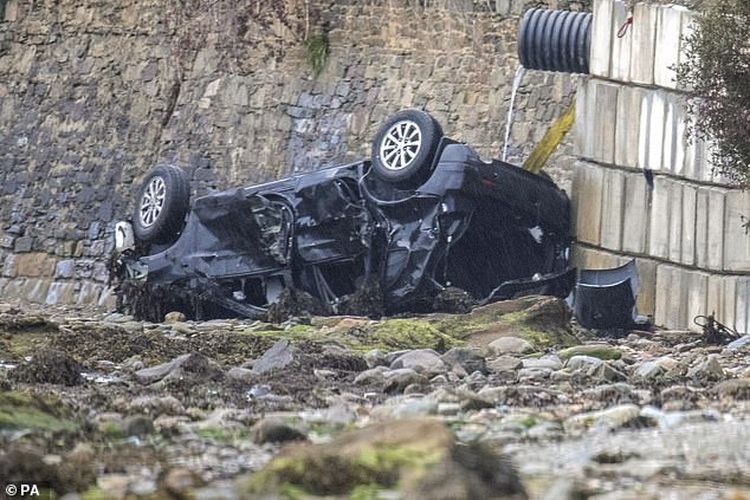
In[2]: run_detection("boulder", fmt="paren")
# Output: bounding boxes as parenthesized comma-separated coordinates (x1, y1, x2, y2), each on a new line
(390, 349, 448, 375)
(10, 349, 83, 386)
(250, 340, 294, 375)
(241, 419, 525, 499)
(441, 347, 487, 375)
(557, 344, 622, 361)
(487, 336, 533, 356)
(135, 353, 223, 385)
(252, 417, 307, 444)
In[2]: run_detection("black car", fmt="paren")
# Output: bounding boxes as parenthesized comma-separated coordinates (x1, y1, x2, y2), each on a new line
(114, 109, 574, 320)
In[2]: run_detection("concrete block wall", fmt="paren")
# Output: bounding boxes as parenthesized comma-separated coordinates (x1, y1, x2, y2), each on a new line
(573, 0, 749, 332)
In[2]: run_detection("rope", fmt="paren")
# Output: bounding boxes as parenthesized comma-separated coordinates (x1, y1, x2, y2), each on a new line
(616, 13, 633, 38)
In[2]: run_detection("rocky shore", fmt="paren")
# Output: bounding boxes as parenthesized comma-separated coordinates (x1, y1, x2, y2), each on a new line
(0, 296, 749, 499)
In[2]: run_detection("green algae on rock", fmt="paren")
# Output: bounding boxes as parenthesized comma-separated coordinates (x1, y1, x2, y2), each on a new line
(558, 344, 622, 361)
(0, 391, 79, 434)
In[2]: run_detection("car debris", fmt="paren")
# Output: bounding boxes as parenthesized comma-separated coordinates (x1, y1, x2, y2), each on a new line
(572, 259, 643, 330)
(112, 109, 574, 321)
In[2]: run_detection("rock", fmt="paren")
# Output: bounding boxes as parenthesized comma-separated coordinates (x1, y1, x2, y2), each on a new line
(441, 347, 487, 374)
(486, 355, 523, 372)
(125, 395, 185, 416)
(240, 419, 525, 499)
(390, 349, 448, 375)
(558, 344, 622, 361)
(565, 355, 603, 371)
(10, 349, 84, 386)
(135, 352, 224, 385)
(353, 366, 389, 386)
(565, 404, 648, 433)
(161, 467, 204, 497)
(589, 362, 627, 383)
(383, 368, 428, 394)
(227, 367, 255, 384)
(687, 354, 724, 381)
(364, 348, 387, 368)
(522, 355, 562, 370)
(370, 397, 438, 419)
(727, 335, 750, 350)
(123, 415, 154, 437)
(252, 417, 307, 444)
(518, 367, 552, 381)
(487, 336, 533, 356)
(250, 339, 294, 375)
(164, 311, 186, 323)
(712, 378, 750, 400)
(632, 356, 683, 382)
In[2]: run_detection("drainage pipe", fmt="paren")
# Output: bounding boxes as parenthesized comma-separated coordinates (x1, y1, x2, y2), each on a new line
(518, 8, 593, 74)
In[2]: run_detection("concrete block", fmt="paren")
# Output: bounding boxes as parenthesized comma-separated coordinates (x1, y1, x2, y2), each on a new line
(622, 171, 650, 254)
(635, 258, 658, 318)
(23, 279, 51, 304)
(680, 184, 697, 266)
(694, 189, 709, 268)
(574, 78, 590, 157)
(610, 0, 632, 81)
(591, 80, 619, 164)
(572, 245, 620, 270)
(736, 278, 750, 335)
(723, 190, 750, 272)
(656, 265, 687, 328)
(723, 276, 738, 332)
(648, 176, 671, 259)
(686, 271, 708, 332)
(572, 162, 604, 245)
(707, 187, 727, 270)
(706, 274, 724, 321)
(662, 94, 688, 176)
(77, 281, 104, 305)
(630, 2, 658, 85)
(646, 90, 666, 171)
(591, 0, 615, 78)
(654, 5, 686, 89)
(600, 169, 625, 250)
(677, 9, 697, 92)
(667, 181, 683, 263)
(615, 86, 645, 168)
(637, 90, 652, 170)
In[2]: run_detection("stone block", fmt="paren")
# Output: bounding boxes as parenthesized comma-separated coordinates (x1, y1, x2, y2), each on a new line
(680, 184, 697, 266)
(707, 187, 727, 271)
(648, 176, 671, 259)
(655, 265, 688, 328)
(572, 245, 620, 270)
(23, 279, 51, 304)
(2, 254, 16, 278)
(610, 0, 632, 82)
(600, 169, 625, 251)
(723, 190, 750, 272)
(591, 0, 615, 78)
(3, 279, 26, 299)
(629, 2, 658, 85)
(615, 86, 645, 168)
(572, 162, 604, 245)
(55, 259, 76, 279)
(77, 281, 104, 305)
(15, 253, 56, 278)
(46, 282, 78, 305)
(694, 189, 708, 268)
(667, 181, 683, 264)
(574, 78, 589, 157)
(677, 9, 697, 92)
(654, 5, 687, 89)
(637, 90, 652, 170)
(622, 171, 650, 254)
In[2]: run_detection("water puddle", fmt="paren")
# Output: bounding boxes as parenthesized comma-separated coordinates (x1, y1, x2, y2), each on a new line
(502, 65, 527, 162)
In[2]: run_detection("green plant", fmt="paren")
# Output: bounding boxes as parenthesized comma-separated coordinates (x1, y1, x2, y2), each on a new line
(676, 0, 750, 188)
(304, 32, 329, 76)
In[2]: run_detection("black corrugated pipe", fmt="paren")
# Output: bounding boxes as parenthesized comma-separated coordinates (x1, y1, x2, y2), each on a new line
(518, 8, 593, 74)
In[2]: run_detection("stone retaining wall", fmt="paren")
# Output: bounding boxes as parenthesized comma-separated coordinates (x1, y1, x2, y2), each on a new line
(572, 0, 750, 332)
(0, 0, 585, 308)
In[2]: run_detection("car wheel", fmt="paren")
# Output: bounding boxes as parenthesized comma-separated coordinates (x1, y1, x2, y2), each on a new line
(371, 109, 443, 185)
(132, 165, 190, 244)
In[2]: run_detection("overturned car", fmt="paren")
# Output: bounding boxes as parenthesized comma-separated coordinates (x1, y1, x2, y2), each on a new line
(113, 110, 575, 321)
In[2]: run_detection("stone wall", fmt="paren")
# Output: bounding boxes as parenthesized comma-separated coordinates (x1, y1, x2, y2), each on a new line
(0, 0, 583, 307)
(572, 0, 750, 332)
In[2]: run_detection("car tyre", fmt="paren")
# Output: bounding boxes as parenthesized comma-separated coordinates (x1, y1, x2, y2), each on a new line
(132, 165, 190, 244)
(371, 109, 443, 185)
